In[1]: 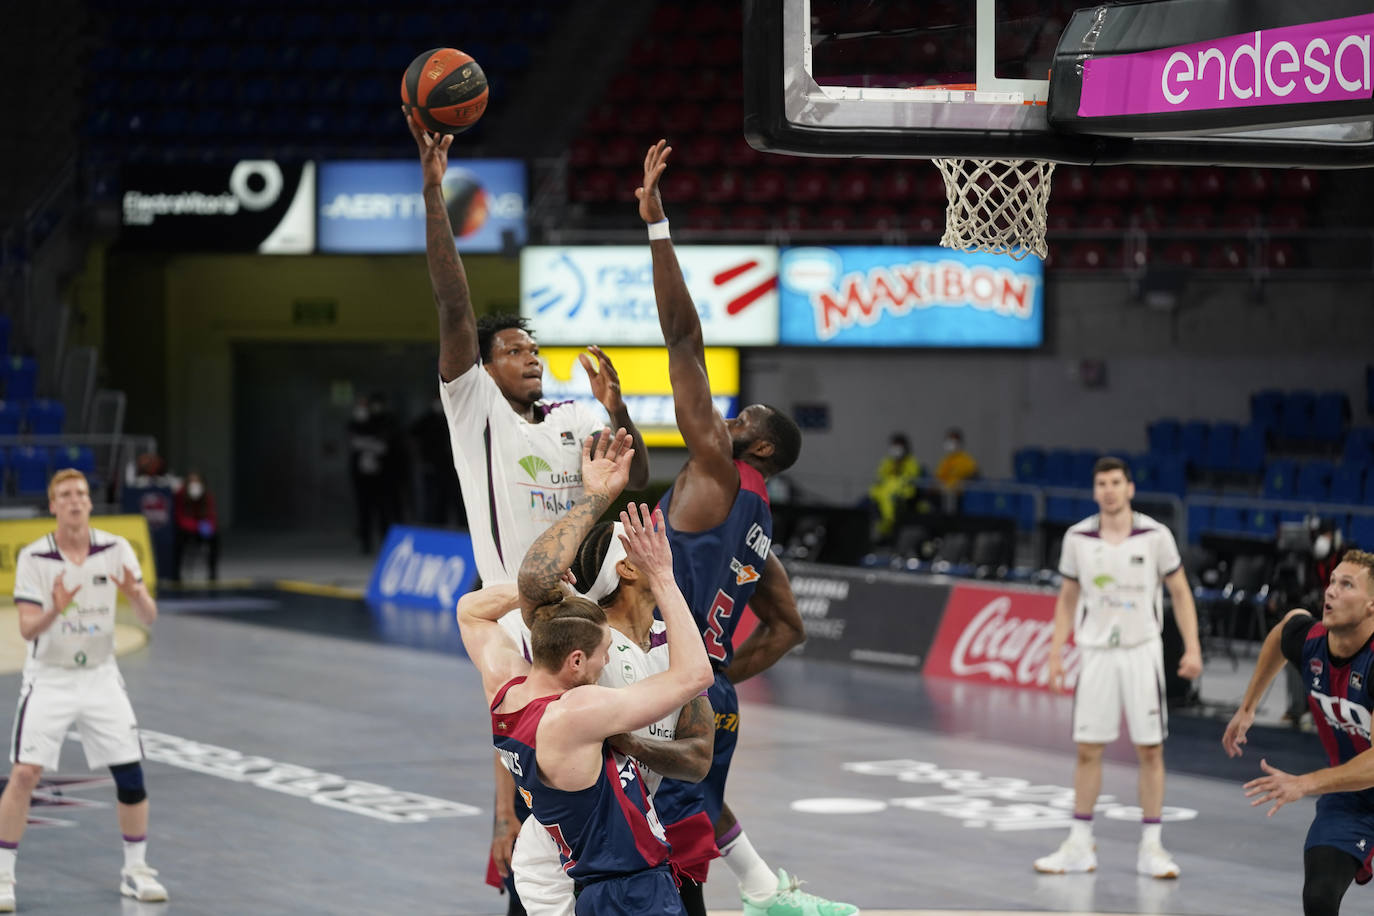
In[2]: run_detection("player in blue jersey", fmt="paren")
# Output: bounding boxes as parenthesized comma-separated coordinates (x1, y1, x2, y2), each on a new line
(457, 427, 713, 916)
(637, 139, 859, 916)
(1224, 549, 1374, 916)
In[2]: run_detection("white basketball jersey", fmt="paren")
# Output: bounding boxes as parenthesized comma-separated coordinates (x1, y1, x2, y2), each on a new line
(598, 620, 673, 795)
(1059, 511, 1182, 649)
(441, 363, 603, 584)
(13, 529, 143, 672)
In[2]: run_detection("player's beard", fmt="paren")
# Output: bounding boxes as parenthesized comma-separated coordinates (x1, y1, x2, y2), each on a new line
(731, 435, 753, 460)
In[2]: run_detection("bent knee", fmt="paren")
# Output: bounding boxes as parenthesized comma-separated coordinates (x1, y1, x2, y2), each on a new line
(6, 764, 42, 793)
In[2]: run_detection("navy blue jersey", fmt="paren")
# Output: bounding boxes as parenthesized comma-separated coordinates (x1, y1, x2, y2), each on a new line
(1283, 615, 1374, 807)
(657, 460, 773, 669)
(490, 677, 670, 883)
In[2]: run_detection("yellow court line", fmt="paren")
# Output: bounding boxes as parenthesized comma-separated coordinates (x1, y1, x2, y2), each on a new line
(273, 580, 365, 600)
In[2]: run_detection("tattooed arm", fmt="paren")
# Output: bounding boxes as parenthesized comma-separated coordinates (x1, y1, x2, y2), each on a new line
(518, 429, 636, 621)
(407, 111, 479, 382)
(608, 694, 714, 782)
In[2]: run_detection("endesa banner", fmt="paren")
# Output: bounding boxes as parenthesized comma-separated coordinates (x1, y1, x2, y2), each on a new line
(923, 583, 1081, 691)
(521, 246, 779, 346)
(121, 161, 314, 253)
(317, 160, 526, 254)
(540, 347, 739, 448)
(364, 526, 478, 613)
(778, 246, 1044, 347)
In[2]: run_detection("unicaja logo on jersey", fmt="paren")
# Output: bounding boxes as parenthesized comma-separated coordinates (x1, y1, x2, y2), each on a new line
(518, 455, 552, 481)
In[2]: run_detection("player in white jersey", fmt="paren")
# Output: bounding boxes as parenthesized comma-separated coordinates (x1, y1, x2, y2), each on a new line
(407, 113, 653, 913)
(0, 470, 166, 909)
(1034, 457, 1202, 881)
(508, 520, 713, 916)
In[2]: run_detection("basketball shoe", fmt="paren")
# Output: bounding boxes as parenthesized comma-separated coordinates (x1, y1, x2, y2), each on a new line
(741, 868, 859, 916)
(0, 872, 12, 912)
(1033, 836, 1097, 873)
(1137, 840, 1180, 879)
(120, 863, 168, 902)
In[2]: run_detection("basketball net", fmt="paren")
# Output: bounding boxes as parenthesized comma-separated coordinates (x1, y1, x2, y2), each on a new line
(933, 158, 1055, 261)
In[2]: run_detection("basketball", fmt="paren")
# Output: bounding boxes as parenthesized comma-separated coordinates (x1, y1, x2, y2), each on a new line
(401, 48, 489, 135)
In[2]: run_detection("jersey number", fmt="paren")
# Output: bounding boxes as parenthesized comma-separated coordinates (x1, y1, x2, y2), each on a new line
(705, 590, 734, 662)
(545, 822, 575, 871)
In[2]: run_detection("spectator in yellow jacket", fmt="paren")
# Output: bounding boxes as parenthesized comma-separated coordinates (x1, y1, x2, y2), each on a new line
(868, 433, 921, 540)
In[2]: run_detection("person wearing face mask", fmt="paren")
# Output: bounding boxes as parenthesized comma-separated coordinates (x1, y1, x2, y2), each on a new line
(935, 428, 979, 504)
(172, 472, 218, 582)
(867, 433, 921, 542)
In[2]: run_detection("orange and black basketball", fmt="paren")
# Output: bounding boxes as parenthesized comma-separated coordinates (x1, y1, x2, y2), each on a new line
(401, 48, 489, 135)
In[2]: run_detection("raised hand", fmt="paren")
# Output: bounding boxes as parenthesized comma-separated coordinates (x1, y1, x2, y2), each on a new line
(1243, 758, 1307, 816)
(404, 107, 453, 189)
(109, 565, 142, 600)
(52, 574, 81, 612)
(579, 346, 625, 414)
(580, 427, 635, 502)
(636, 139, 671, 224)
(1222, 707, 1254, 758)
(618, 503, 672, 582)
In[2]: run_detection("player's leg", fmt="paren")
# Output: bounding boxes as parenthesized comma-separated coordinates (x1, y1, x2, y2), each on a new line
(509, 815, 574, 916)
(1303, 845, 1360, 916)
(76, 667, 167, 902)
(1036, 647, 1115, 874)
(1123, 641, 1177, 878)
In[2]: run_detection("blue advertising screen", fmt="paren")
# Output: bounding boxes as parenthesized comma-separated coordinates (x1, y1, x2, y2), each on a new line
(779, 246, 1044, 347)
(317, 160, 526, 254)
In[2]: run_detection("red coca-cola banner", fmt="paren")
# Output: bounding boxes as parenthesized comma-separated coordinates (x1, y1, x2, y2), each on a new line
(924, 583, 1082, 692)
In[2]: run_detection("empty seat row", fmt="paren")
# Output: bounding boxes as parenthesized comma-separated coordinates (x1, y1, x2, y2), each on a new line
(1146, 420, 1267, 474)
(1013, 448, 1187, 496)
(0, 446, 95, 497)
(1250, 389, 1350, 443)
(1189, 505, 1374, 548)
(0, 399, 64, 436)
(1261, 459, 1374, 504)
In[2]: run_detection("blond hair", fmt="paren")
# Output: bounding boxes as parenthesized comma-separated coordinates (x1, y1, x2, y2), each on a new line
(1342, 549, 1374, 592)
(48, 468, 90, 502)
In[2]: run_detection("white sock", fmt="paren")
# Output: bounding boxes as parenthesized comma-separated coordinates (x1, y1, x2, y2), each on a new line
(0, 847, 14, 878)
(1142, 822, 1162, 846)
(719, 830, 777, 902)
(122, 838, 147, 870)
(1069, 818, 1093, 844)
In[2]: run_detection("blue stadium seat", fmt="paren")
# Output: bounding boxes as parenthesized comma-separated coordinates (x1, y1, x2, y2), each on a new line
(1204, 421, 1238, 472)
(1186, 504, 1212, 543)
(1280, 390, 1316, 441)
(0, 401, 20, 436)
(1044, 450, 1075, 487)
(1013, 447, 1046, 483)
(1045, 496, 1078, 524)
(1070, 450, 1099, 487)
(1295, 461, 1333, 502)
(1352, 515, 1374, 551)
(1233, 424, 1266, 474)
(1146, 418, 1181, 455)
(1211, 506, 1245, 534)
(1180, 421, 1208, 469)
(962, 490, 993, 516)
(1129, 453, 1158, 491)
(1251, 389, 1284, 436)
(52, 445, 95, 476)
(1330, 465, 1364, 505)
(24, 399, 64, 435)
(1073, 498, 1098, 520)
(1156, 455, 1187, 496)
(10, 447, 50, 497)
(2, 358, 36, 402)
(1246, 507, 1278, 539)
(1312, 392, 1350, 444)
(1344, 428, 1374, 467)
(1262, 460, 1298, 500)
(1364, 472, 1374, 506)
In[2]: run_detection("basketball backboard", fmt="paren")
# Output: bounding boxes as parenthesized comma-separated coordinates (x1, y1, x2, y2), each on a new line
(743, 0, 1374, 166)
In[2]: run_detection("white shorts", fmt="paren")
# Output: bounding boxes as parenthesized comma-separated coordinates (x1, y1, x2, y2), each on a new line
(1072, 640, 1167, 746)
(10, 662, 142, 771)
(511, 815, 574, 916)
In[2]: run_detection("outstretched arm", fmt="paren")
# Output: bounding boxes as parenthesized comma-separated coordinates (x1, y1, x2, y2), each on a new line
(408, 111, 479, 382)
(580, 346, 651, 490)
(609, 694, 714, 782)
(517, 428, 635, 619)
(1223, 608, 1310, 758)
(637, 141, 733, 476)
(723, 551, 804, 683)
(456, 584, 528, 703)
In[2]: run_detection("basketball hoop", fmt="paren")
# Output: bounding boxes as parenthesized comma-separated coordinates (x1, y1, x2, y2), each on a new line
(933, 158, 1056, 261)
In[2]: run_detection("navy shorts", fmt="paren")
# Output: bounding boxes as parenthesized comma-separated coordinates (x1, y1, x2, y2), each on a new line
(653, 671, 739, 828)
(574, 865, 682, 916)
(1306, 793, 1374, 880)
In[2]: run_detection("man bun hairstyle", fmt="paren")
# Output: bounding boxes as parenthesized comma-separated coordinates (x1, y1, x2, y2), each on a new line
(476, 313, 534, 363)
(761, 405, 802, 474)
(529, 595, 606, 670)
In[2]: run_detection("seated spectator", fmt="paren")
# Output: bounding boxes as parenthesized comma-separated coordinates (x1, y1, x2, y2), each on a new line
(173, 472, 219, 582)
(936, 427, 979, 508)
(868, 433, 921, 541)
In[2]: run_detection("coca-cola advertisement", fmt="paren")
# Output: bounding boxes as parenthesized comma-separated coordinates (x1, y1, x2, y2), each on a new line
(923, 583, 1082, 692)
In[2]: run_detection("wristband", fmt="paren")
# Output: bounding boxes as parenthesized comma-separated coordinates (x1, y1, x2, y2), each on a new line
(647, 219, 670, 241)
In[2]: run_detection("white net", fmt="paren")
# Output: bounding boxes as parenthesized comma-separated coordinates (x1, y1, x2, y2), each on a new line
(932, 158, 1056, 260)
